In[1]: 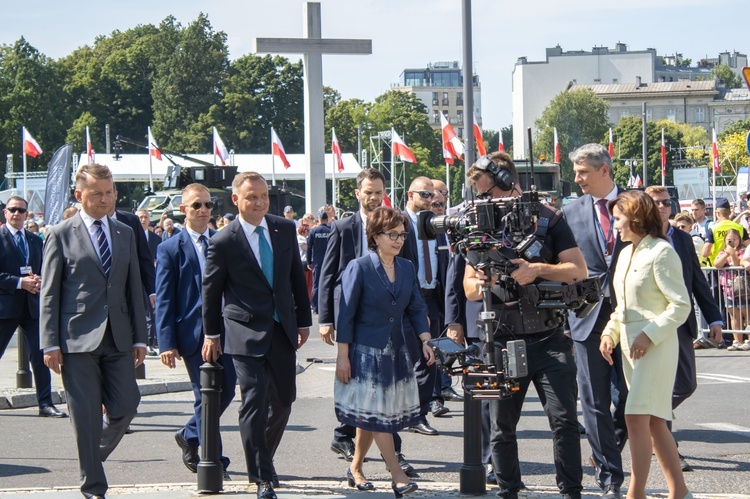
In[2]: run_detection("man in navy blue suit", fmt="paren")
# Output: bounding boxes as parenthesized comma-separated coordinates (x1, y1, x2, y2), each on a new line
(563, 144, 628, 499)
(0, 196, 66, 418)
(155, 184, 236, 478)
(646, 186, 723, 471)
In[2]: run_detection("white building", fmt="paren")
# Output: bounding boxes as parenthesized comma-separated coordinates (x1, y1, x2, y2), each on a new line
(392, 61, 482, 138)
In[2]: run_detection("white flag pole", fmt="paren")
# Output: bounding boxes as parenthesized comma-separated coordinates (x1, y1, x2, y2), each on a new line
(271, 128, 277, 187)
(21, 128, 27, 198)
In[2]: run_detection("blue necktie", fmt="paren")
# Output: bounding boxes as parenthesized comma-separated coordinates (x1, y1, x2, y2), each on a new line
(93, 220, 111, 278)
(15, 231, 28, 263)
(199, 234, 209, 256)
(254, 226, 273, 287)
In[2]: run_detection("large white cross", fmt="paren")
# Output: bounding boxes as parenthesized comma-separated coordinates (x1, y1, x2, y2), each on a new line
(253, 2, 372, 214)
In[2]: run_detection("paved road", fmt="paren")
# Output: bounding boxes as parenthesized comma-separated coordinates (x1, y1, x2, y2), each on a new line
(1, 324, 750, 498)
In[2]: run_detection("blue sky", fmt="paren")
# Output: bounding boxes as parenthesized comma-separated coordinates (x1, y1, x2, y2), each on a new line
(2, 0, 748, 134)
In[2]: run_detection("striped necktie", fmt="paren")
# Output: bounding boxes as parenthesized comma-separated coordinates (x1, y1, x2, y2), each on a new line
(93, 220, 111, 277)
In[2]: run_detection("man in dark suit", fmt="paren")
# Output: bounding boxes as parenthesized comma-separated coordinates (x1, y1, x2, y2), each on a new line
(202, 172, 311, 499)
(137, 208, 161, 355)
(162, 217, 181, 241)
(155, 184, 236, 478)
(562, 144, 628, 499)
(400, 177, 452, 431)
(0, 196, 66, 418)
(42, 163, 147, 499)
(646, 186, 724, 471)
(318, 168, 415, 475)
(137, 209, 162, 262)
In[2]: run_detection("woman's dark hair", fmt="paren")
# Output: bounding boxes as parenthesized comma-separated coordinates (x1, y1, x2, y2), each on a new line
(608, 190, 666, 241)
(366, 206, 408, 250)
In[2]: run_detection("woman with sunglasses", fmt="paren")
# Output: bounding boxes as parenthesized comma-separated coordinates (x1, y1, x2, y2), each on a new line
(334, 206, 434, 497)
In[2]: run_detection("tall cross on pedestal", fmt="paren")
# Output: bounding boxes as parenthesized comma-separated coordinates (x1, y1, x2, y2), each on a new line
(253, 2, 372, 214)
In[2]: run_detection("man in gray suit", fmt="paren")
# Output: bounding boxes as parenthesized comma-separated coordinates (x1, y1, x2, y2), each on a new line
(42, 163, 147, 499)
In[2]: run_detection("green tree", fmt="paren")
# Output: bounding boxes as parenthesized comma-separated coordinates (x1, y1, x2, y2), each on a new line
(0, 38, 66, 178)
(712, 64, 743, 89)
(534, 89, 610, 184)
(151, 13, 229, 152)
(611, 118, 686, 186)
(719, 118, 750, 140)
(721, 132, 750, 170)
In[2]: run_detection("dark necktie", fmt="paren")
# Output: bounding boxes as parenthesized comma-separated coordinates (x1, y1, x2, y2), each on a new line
(596, 199, 614, 255)
(15, 231, 28, 263)
(254, 226, 277, 321)
(93, 220, 111, 277)
(422, 238, 433, 284)
(199, 235, 209, 257)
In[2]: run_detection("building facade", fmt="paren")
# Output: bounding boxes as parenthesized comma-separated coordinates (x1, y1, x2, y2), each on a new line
(392, 61, 482, 139)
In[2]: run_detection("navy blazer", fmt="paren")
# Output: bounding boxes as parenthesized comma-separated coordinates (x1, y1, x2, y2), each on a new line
(0, 226, 42, 320)
(400, 210, 449, 292)
(672, 227, 723, 338)
(202, 215, 312, 356)
(337, 252, 429, 350)
(146, 230, 161, 261)
(562, 190, 628, 341)
(116, 210, 156, 296)
(318, 211, 365, 326)
(155, 228, 215, 357)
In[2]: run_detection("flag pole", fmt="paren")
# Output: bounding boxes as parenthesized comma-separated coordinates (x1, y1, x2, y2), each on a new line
(147, 126, 154, 192)
(212, 127, 217, 167)
(390, 128, 395, 207)
(331, 128, 337, 214)
(446, 161, 451, 211)
(21, 128, 27, 198)
(271, 129, 277, 186)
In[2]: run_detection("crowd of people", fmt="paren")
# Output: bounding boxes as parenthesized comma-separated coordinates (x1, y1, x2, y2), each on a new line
(0, 146, 738, 499)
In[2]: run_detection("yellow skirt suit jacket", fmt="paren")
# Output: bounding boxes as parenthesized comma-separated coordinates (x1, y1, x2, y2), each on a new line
(602, 235, 691, 420)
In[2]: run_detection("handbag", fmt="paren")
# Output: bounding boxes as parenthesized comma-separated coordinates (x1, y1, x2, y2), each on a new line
(731, 273, 750, 300)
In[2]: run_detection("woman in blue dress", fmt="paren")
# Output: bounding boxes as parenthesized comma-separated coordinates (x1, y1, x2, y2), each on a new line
(335, 206, 434, 497)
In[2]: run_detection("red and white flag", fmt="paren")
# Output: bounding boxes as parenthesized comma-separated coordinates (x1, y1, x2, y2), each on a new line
(553, 128, 561, 163)
(331, 128, 345, 173)
(498, 132, 505, 152)
(608, 128, 614, 158)
(271, 127, 290, 168)
(629, 175, 636, 188)
(22, 127, 42, 158)
(712, 128, 720, 173)
(391, 128, 417, 164)
(440, 112, 463, 165)
(634, 174, 643, 188)
(382, 192, 392, 207)
(148, 127, 162, 161)
(86, 126, 95, 164)
(473, 116, 486, 157)
(661, 128, 667, 180)
(213, 127, 230, 166)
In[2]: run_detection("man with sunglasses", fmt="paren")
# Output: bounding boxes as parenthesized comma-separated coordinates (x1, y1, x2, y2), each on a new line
(0, 196, 66, 418)
(431, 179, 448, 216)
(463, 152, 587, 499)
(155, 183, 236, 479)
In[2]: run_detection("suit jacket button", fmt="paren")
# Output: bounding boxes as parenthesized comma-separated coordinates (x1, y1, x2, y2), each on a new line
(389, 317, 394, 322)
(104, 305, 108, 309)
(391, 300, 396, 305)
(107, 283, 111, 288)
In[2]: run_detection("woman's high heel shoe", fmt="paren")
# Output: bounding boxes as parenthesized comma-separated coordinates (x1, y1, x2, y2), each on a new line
(347, 469, 374, 491)
(391, 481, 418, 498)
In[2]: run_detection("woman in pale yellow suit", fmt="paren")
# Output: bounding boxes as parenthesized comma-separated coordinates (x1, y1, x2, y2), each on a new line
(600, 190, 693, 499)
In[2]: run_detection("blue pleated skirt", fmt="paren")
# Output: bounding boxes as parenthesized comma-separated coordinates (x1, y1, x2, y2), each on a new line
(334, 338, 420, 433)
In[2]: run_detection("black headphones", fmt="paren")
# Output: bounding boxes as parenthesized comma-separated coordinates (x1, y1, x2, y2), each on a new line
(475, 155, 515, 192)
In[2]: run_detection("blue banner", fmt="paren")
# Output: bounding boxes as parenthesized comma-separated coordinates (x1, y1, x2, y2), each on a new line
(44, 144, 73, 226)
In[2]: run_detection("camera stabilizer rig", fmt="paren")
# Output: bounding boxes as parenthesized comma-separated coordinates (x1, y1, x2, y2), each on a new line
(418, 193, 602, 401)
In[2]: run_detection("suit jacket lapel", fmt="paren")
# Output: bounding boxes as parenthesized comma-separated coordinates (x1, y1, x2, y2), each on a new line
(0, 226, 23, 267)
(179, 230, 202, 289)
(369, 252, 397, 299)
(73, 215, 106, 278)
(267, 215, 283, 286)
(107, 216, 123, 277)
(353, 211, 363, 258)
(232, 220, 269, 288)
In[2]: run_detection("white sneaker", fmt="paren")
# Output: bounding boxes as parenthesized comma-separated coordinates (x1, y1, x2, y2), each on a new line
(739, 341, 750, 351)
(727, 341, 741, 351)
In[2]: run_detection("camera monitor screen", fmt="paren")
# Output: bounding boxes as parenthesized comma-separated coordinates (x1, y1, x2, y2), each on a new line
(430, 337, 467, 354)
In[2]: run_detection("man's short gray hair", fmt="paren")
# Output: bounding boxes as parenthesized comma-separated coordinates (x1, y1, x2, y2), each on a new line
(569, 143, 613, 175)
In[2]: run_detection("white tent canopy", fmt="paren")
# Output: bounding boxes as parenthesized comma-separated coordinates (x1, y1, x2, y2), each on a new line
(79, 153, 362, 183)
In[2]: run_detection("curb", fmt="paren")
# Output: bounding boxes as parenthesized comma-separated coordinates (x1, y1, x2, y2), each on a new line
(0, 379, 192, 410)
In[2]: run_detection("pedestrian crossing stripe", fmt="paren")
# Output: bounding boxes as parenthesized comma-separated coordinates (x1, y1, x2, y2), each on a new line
(696, 422, 750, 437)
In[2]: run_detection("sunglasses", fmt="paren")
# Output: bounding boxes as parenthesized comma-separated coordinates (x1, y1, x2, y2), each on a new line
(6, 207, 27, 214)
(653, 199, 671, 207)
(189, 201, 215, 210)
(413, 190, 435, 199)
(431, 202, 446, 209)
(382, 231, 409, 241)
(437, 189, 449, 196)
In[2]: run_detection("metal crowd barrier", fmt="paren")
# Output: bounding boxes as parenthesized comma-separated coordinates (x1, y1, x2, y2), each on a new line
(696, 266, 750, 339)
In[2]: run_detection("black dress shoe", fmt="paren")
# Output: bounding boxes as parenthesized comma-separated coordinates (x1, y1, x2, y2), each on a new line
(407, 419, 438, 435)
(430, 400, 450, 417)
(391, 481, 418, 498)
(486, 464, 497, 484)
(256, 480, 277, 499)
(330, 438, 355, 461)
(222, 466, 231, 481)
(175, 430, 199, 473)
(383, 453, 417, 477)
(39, 405, 67, 418)
(441, 387, 464, 401)
(602, 484, 622, 499)
(678, 453, 693, 472)
(272, 471, 279, 488)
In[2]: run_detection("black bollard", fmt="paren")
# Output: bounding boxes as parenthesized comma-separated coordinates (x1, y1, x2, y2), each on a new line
(16, 330, 32, 389)
(459, 385, 486, 495)
(197, 362, 223, 494)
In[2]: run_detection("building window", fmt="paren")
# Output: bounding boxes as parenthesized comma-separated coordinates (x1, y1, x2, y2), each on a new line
(442, 92, 449, 106)
(457, 110, 463, 124)
(456, 92, 463, 106)
(457, 127, 463, 138)
(612, 78, 618, 84)
(667, 108, 676, 121)
(433, 111, 440, 124)
(620, 110, 630, 120)
(695, 107, 705, 122)
(432, 92, 439, 106)
(646, 108, 653, 121)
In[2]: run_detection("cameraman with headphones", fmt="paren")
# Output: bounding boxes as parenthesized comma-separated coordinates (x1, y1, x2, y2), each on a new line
(462, 152, 588, 499)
